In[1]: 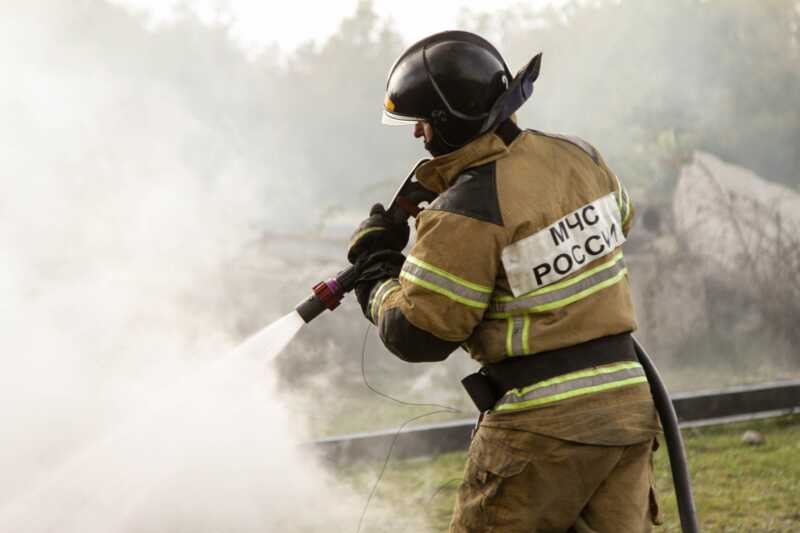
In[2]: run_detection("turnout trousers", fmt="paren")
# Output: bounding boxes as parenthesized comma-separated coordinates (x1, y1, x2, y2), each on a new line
(448, 423, 661, 532)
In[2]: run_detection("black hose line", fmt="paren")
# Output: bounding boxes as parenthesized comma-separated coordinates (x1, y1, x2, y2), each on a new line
(633, 337, 700, 533)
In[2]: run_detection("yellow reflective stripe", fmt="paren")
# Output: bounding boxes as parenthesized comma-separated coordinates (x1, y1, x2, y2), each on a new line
(349, 227, 385, 247)
(406, 256, 492, 293)
(369, 278, 400, 323)
(494, 362, 646, 412)
(506, 316, 527, 356)
(622, 189, 632, 226)
(522, 315, 530, 354)
(612, 172, 632, 226)
(494, 377, 648, 412)
(370, 279, 393, 322)
(400, 272, 489, 309)
(613, 172, 624, 209)
(508, 361, 643, 397)
(487, 267, 627, 318)
(494, 252, 624, 302)
(531, 268, 627, 312)
(400, 255, 493, 309)
(505, 317, 513, 357)
(402, 262, 491, 305)
(377, 286, 400, 323)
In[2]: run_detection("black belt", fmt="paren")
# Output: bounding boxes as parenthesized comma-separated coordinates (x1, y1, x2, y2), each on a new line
(461, 333, 637, 412)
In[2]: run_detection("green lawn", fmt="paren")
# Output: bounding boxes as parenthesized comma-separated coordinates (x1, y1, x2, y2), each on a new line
(345, 415, 800, 532)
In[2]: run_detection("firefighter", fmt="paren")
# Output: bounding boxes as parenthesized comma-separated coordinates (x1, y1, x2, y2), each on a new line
(347, 31, 661, 532)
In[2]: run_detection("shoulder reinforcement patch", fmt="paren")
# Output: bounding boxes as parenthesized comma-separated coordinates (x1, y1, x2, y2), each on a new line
(429, 162, 504, 226)
(528, 129, 599, 165)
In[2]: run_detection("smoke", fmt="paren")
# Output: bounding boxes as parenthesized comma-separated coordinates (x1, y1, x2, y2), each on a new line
(0, 2, 421, 531)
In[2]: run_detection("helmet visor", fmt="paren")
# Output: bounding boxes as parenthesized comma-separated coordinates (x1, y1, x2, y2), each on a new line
(381, 109, 424, 126)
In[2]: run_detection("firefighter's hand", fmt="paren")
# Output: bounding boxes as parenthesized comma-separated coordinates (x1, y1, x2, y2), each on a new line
(353, 250, 405, 316)
(347, 203, 410, 265)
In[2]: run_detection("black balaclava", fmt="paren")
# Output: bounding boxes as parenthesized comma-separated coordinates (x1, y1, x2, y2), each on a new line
(424, 120, 482, 157)
(424, 136, 452, 157)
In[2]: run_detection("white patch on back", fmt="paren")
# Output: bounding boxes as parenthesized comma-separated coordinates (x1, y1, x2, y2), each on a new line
(502, 193, 625, 296)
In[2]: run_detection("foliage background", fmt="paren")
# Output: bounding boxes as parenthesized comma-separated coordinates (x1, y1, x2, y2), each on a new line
(6, 0, 800, 433)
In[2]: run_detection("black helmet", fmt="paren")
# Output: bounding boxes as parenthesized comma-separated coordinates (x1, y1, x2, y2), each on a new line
(383, 31, 542, 155)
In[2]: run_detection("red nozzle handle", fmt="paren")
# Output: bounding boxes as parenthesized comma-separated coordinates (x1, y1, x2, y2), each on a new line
(312, 278, 342, 311)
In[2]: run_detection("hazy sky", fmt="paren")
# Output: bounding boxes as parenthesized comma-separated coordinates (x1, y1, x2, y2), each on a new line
(113, 0, 567, 51)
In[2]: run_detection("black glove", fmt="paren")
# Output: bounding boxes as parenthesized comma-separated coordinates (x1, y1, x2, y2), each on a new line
(353, 249, 406, 317)
(347, 203, 410, 265)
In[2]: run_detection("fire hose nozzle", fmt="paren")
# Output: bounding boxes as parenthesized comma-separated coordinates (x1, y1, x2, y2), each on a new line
(295, 266, 359, 323)
(312, 279, 341, 311)
(295, 158, 434, 325)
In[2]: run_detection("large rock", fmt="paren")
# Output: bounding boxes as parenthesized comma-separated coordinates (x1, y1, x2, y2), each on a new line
(670, 151, 800, 350)
(628, 152, 800, 363)
(674, 151, 800, 276)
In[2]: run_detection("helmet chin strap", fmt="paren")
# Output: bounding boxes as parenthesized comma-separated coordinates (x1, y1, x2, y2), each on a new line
(424, 135, 454, 157)
(426, 116, 482, 156)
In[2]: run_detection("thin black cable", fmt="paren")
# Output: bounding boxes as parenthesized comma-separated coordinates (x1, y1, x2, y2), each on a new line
(359, 324, 463, 413)
(356, 408, 455, 533)
(356, 325, 463, 533)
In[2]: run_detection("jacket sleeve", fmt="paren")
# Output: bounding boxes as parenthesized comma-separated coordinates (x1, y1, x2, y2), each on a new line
(366, 208, 507, 363)
(613, 172, 635, 237)
(600, 159, 634, 236)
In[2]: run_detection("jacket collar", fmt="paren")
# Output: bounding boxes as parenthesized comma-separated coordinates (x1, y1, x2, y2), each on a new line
(415, 127, 514, 194)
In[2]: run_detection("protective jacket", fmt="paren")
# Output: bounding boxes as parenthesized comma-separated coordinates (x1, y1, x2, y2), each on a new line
(367, 120, 657, 441)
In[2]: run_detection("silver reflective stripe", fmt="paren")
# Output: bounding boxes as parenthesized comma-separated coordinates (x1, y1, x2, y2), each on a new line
(369, 278, 401, 323)
(401, 259, 491, 309)
(489, 256, 626, 316)
(494, 363, 647, 412)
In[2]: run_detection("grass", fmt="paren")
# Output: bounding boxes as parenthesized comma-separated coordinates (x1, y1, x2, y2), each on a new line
(344, 414, 800, 532)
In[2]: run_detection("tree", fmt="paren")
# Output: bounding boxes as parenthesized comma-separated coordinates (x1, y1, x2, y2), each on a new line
(459, 0, 800, 189)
